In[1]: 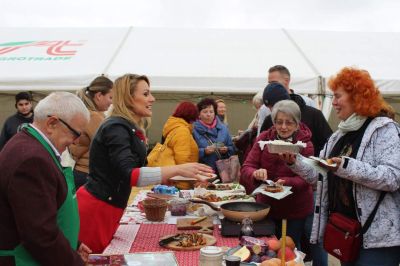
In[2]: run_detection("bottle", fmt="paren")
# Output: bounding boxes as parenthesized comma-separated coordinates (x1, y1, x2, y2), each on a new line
(239, 217, 254, 239)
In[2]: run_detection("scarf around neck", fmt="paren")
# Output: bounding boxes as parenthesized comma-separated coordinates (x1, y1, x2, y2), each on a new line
(199, 118, 217, 129)
(338, 113, 367, 133)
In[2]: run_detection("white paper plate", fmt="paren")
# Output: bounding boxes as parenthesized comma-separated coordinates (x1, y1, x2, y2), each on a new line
(309, 156, 337, 168)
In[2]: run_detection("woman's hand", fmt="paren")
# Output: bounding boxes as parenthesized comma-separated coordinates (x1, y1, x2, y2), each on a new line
(204, 145, 216, 155)
(218, 146, 228, 154)
(176, 163, 214, 182)
(253, 168, 268, 181)
(278, 152, 297, 165)
(77, 243, 92, 263)
(276, 179, 285, 185)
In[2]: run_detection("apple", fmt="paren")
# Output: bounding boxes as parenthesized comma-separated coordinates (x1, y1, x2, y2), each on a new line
(267, 238, 281, 251)
(277, 247, 296, 261)
(280, 236, 295, 250)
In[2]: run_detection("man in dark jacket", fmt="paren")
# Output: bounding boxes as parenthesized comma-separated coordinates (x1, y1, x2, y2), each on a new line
(0, 92, 34, 151)
(260, 82, 332, 157)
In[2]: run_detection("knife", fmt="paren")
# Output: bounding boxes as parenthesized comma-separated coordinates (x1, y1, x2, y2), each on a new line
(159, 234, 182, 247)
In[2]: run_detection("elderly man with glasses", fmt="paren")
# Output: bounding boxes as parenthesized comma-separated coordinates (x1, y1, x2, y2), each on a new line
(0, 92, 91, 266)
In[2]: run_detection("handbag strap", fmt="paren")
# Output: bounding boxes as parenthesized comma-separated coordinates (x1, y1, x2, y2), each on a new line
(202, 133, 222, 159)
(164, 128, 179, 147)
(361, 191, 386, 234)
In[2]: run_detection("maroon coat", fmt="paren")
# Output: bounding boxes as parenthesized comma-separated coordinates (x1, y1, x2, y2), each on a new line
(240, 123, 314, 220)
(0, 131, 83, 266)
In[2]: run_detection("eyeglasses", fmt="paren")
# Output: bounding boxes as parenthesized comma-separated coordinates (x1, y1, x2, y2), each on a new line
(275, 120, 297, 127)
(47, 115, 81, 139)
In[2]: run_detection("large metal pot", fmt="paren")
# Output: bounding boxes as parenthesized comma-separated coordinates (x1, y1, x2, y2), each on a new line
(189, 199, 270, 222)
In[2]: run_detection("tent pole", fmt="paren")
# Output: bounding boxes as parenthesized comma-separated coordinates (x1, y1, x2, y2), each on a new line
(102, 26, 133, 75)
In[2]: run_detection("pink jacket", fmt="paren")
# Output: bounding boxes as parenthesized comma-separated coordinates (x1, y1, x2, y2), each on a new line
(240, 123, 314, 219)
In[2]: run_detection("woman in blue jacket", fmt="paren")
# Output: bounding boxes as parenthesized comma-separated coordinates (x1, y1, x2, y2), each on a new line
(193, 98, 235, 172)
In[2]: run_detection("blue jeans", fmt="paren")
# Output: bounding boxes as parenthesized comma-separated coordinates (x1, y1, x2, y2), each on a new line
(304, 212, 328, 266)
(304, 192, 328, 266)
(274, 218, 306, 250)
(341, 246, 400, 266)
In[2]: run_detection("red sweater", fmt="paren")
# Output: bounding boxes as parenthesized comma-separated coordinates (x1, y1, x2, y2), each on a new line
(240, 123, 314, 220)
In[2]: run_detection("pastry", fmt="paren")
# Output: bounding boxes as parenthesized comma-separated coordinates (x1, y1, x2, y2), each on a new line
(264, 185, 284, 193)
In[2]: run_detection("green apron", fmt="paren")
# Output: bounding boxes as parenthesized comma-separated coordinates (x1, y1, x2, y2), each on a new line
(0, 125, 80, 265)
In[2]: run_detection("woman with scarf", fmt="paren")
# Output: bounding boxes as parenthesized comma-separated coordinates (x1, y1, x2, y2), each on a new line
(280, 67, 400, 266)
(193, 98, 235, 173)
(240, 100, 314, 249)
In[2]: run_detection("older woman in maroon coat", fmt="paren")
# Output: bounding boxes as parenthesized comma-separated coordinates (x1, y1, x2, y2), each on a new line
(240, 100, 314, 249)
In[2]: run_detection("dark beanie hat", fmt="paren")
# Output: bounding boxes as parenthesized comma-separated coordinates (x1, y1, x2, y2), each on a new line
(15, 92, 32, 103)
(262, 82, 289, 107)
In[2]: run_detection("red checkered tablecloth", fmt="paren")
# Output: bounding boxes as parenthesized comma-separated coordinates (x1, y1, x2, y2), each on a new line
(130, 224, 273, 266)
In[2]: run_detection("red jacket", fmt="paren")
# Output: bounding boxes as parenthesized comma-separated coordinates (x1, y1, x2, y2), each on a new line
(240, 123, 314, 220)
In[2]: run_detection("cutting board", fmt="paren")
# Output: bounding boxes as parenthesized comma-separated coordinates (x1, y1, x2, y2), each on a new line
(176, 217, 214, 231)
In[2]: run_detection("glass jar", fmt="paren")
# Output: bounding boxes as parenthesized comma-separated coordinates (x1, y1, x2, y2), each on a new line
(199, 246, 223, 266)
(169, 198, 188, 216)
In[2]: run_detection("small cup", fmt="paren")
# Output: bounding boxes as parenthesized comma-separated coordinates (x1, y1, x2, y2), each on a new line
(169, 198, 188, 216)
(225, 255, 241, 266)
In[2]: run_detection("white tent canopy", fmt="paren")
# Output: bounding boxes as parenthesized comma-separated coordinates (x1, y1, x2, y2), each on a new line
(0, 27, 399, 96)
(0, 27, 320, 94)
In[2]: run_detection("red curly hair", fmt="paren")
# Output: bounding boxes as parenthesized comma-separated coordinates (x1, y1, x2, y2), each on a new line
(328, 67, 394, 118)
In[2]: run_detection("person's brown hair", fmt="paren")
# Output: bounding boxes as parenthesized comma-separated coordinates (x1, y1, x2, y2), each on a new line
(77, 75, 113, 111)
(328, 67, 394, 118)
(268, 65, 291, 78)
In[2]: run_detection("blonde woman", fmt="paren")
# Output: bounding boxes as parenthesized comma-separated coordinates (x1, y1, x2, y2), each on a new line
(216, 99, 228, 125)
(77, 74, 213, 253)
(69, 75, 113, 189)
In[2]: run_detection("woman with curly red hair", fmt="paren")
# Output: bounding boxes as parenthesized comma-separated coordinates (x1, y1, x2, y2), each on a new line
(281, 67, 400, 265)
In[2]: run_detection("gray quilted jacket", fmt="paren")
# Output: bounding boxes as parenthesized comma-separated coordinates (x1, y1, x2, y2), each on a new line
(290, 117, 400, 248)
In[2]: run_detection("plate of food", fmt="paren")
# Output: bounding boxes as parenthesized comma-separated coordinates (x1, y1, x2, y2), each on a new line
(194, 191, 253, 204)
(195, 182, 245, 193)
(159, 232, 216, 251)
(258, 140, 307, 154)
(251, 184, 292, 200)
(309, 156, 337, 168)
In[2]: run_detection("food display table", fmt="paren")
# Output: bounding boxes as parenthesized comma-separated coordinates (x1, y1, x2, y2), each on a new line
(129, 224, 245, 266)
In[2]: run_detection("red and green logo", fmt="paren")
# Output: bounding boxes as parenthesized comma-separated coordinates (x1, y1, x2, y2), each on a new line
(0, 40, 85, 56)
